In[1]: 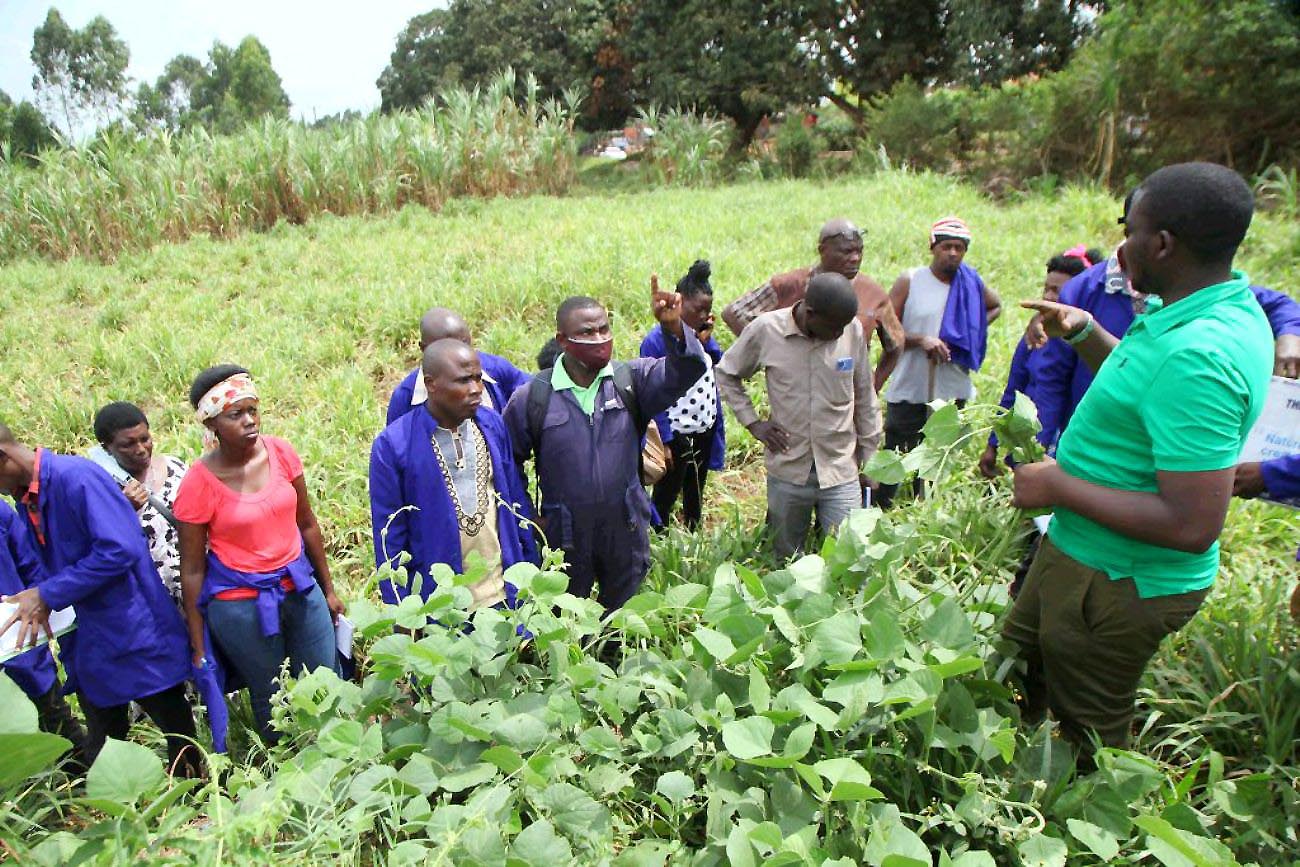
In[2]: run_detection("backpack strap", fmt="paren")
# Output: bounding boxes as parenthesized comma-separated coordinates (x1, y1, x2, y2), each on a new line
(526, 367, 555, 447)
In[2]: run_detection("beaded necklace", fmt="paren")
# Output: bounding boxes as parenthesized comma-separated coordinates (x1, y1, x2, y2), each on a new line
(430, 421, 491, 536)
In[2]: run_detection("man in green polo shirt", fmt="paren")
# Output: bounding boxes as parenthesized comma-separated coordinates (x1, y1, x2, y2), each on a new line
(1005, 162, 1273, 756)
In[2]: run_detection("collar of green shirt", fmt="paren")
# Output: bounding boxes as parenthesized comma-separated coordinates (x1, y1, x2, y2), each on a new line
(1133, 271, 1249, 338)
(551, 354, 614, 416)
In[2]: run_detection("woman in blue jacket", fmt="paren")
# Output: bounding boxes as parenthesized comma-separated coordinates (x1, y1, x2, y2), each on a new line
(640, 260, 726, 530)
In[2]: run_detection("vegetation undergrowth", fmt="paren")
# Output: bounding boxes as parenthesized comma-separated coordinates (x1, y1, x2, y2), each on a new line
(0, 70, 578, 263)
(0, 172, 1296, 863)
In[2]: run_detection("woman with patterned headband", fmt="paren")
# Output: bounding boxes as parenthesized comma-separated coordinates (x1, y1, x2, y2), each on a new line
(173, 364, 345, 744)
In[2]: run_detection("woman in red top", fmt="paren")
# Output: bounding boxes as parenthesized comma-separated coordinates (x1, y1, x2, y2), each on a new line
(174, 364, 345, 742)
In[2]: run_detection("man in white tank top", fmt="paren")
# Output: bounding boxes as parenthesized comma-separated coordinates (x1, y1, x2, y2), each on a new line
(875, 217, 1002, 508)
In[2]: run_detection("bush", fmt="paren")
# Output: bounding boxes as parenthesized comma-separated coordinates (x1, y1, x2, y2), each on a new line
(773, 117, 824, 178)
(0, 69, 578, 262)
(638, 105, 732, 186)
(862, 78, 962, 173)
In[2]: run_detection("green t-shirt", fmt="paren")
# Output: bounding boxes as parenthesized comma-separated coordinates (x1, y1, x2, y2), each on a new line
(1048, 273, 1274, 598)
(551, 354, 613, 416)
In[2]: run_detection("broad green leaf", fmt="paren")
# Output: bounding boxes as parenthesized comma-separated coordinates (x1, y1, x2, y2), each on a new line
(693, 625, 737, 661)
(863, 816, 929, 866)
(721, 716, 775, 760)
(812, 757, 883, 801)
(494, 713, 549, 751)
(612, 839, 680, 867)
(577, 726, 622, 759)
(1017, 833, 1068, 867)
(944, 852, 996, 867)
(508, 819, 572, 866)
(655, 770, 695, 804)
(823, 671, 883, 713)
(1133, 815, 1236, 867)
(1066, 819, 1120, 861)
(810, 611, 862, 665)
(86, 738, 165, 805)
(864, 450, 907, 485)
(480, 745, 525, 774)
(920, 401, 965, 447)
(318, 718, 382, 759)
(727, 825, 759, 867)
(438, 762, 497, 793)
(397, 753, 440, 793)
(0, 674, 38, 733)
(748, 667, 771, 713)
(537, 782, 610, 840)
(0, 732, 73, 787)
(782, 722, 817, 760)
(919, 597, 975, 649)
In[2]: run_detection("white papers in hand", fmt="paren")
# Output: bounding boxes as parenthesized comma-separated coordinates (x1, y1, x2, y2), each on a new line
(0, 604, 76, 663)
(334, 614, 355, 660)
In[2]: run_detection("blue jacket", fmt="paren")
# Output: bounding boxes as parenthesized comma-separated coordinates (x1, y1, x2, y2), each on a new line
(639, 324, 726, 471)
(1262, 453, 1300, 501)
(1035, 263, 1300, 448)
(503, 326, 708, 540)
(25, 452, 190, 708)
(370, 406, 539, 605)
(0, 501, 56, 700)
(386, 350, 530, 426)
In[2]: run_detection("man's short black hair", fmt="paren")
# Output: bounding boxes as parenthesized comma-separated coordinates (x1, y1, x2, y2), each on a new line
(676, 260, 712, 299)
(1136, 162, 1254, 263)
(188, 364, 250, 409)
(805, 272, 858, 321)
(556, 296, 602, 331)
(94, 401, 149, 444)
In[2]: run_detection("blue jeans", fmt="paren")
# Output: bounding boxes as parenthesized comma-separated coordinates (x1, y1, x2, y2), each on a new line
(207, 585, 336, 741)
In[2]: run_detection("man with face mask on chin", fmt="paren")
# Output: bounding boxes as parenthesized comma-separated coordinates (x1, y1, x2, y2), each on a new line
(504, 279, 708, 614)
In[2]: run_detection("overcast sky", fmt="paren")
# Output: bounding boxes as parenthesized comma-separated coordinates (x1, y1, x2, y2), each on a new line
(0, 0, 438, 122)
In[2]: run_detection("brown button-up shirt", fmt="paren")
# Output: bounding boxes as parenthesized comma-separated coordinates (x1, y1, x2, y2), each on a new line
(721, 266, 905, 361)
(716, 308, 883, 489)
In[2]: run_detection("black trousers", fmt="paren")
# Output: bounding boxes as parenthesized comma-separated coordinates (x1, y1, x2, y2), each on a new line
(874, 399, 965, 509)
(31, 683, 90, 774)
(652, 432, 712, 530)
(81, 683, 201, 777)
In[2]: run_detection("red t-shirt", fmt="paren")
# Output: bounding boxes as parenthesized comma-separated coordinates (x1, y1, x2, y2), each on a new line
(173, 435, 304, 572)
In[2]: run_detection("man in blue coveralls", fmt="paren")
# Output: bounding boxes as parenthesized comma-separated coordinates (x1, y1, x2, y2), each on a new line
(503, 278, 707, 614)
(0, 422, 199, 776)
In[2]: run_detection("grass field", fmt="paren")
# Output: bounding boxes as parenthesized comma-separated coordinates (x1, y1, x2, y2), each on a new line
(3, 170, 1299, 862)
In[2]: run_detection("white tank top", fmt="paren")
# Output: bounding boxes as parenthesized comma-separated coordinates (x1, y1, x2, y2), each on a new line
(886, 266, 976, 404)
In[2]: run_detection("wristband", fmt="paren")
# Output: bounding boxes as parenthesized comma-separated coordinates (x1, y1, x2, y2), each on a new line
(1064, 312, 1095, 345)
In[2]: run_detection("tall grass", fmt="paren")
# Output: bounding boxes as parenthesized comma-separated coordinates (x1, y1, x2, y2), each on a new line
(0, 70, 578, 263)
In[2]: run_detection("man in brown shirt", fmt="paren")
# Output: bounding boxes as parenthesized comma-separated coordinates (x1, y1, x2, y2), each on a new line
(717, 273, 883, 561)
(722, 218, 904, 392)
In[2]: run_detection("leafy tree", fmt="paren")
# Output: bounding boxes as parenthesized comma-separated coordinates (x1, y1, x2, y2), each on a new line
(377, 10, 452, 112)
(809, 0, 1100, 126)
(377, 1, 616, 124)
(620, 0, 823, 145)
(30, 8, 130, 138)
(0, 90, 59, 163)
(133, 38, 289, 134)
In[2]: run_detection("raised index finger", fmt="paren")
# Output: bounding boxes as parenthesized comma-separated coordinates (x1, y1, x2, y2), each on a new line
(1020, 299, 1055, 313)
(650, 273, 660, 294)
